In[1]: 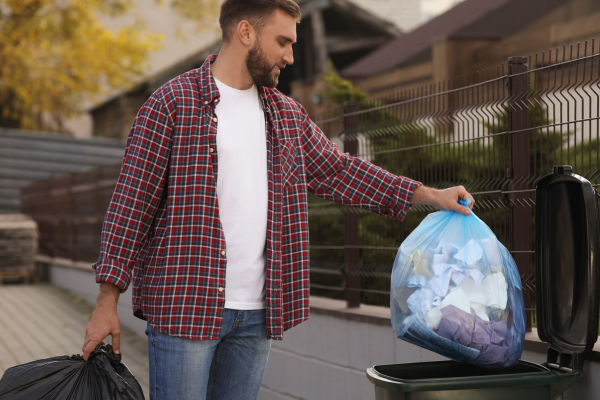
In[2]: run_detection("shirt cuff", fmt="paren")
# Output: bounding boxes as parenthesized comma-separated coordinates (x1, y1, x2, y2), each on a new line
(393, 177, 422, 220)
(93, 257, 131, 293)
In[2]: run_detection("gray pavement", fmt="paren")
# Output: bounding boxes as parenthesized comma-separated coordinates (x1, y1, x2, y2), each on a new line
(0, 284, 150, 398)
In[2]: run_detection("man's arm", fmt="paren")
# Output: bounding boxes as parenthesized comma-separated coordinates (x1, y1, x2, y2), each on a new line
(93, 91, 173, 291)
(299, 107, 474, 216)
(82, 91, 174, 358)
(82, 283, 120, 360)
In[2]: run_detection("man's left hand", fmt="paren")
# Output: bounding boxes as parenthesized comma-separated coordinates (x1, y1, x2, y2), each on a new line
(411, 185, 475, 215)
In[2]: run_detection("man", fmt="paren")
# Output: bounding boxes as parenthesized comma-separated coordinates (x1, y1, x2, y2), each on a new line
(82, 0, 475, 399)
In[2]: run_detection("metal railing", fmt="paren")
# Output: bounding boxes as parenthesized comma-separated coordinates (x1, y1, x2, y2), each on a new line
(310, 40, 600, 331)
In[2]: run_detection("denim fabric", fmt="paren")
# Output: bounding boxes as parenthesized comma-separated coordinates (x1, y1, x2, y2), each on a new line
(146, 309, 271, 400)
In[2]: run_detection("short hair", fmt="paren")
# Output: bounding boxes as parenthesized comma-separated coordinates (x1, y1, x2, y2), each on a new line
(219, 0, 302, 43)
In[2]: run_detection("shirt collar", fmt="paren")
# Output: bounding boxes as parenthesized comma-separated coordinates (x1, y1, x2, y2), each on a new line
(199, 54, 220, 105)
(200, 54, 273, 109)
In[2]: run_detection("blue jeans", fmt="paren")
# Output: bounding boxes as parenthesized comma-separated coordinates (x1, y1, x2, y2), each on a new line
(145, 309, 271, 400)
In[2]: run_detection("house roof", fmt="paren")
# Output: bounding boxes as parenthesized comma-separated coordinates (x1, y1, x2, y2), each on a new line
(298, 0, 401, 37)
(341, 0, 570, 77)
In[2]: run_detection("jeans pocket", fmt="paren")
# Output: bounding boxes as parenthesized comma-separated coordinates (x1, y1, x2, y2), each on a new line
(145, 322, 158, 348)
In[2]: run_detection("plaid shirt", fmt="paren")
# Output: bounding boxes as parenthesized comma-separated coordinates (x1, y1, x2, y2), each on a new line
(93, 54, 421, 340)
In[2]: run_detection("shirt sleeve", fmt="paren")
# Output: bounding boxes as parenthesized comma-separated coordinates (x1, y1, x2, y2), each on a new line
(92, 92, 173, 292)
(300, 106, 421, 221)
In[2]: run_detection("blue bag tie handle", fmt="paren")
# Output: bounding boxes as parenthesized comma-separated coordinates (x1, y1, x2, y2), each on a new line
(458, 198, 472, 208)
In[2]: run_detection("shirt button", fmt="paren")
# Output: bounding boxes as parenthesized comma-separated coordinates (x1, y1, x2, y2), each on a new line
(213, 117, 218, 123)
(210, 148, 214, 153)
(214, 99, 219, 103)
(218, 287, 224, 292)
(221, 250, 226, 256)
(204, 101, 209, 105)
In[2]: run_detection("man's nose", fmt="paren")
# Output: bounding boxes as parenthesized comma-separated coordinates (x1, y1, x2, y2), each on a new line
(283, 48, 294, 66)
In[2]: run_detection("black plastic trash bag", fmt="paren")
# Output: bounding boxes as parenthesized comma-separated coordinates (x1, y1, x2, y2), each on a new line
(0, 344, 144, 400)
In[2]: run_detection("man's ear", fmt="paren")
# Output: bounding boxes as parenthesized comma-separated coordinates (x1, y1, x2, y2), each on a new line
(237, 20, 255, 47)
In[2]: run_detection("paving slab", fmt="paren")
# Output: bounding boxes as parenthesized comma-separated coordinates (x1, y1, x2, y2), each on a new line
(0, 284, 150, 398)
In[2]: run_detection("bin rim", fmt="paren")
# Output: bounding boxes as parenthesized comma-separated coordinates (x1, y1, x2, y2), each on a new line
(366, 360, 559, 393)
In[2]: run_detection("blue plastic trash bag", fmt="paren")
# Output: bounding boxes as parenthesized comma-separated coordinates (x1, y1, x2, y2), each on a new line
(390, 199, 526, 369)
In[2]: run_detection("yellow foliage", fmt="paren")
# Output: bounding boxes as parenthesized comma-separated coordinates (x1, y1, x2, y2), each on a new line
(0, 0, 219, 130)
(170, 0, 221, 28)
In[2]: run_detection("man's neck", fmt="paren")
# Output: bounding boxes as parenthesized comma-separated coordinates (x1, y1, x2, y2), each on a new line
(211, 49, 254, 90)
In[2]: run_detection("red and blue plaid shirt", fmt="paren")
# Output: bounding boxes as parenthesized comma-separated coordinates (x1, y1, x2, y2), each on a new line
(93, 54, 421, 340)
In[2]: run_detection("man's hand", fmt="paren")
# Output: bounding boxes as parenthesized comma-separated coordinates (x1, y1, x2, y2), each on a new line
(82, 282, 121, 360)
(411, 185, 475, 215)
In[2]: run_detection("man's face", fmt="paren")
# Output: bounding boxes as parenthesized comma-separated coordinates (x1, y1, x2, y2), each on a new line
(246, 9, 296, 88)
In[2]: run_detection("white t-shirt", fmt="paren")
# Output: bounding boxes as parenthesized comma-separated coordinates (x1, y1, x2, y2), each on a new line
(214, 77, 268, 310)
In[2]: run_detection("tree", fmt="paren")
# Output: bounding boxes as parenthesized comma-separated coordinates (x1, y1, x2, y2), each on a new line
(0, 0, 219, 130)
(321, 60, 368, 105)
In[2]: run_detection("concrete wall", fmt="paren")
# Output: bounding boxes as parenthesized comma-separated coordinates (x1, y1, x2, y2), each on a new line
(259, 309, 443, 400)
(259, 304, 600, 400)
(43, 260, 600, 400)
(45, 260, 146, 339)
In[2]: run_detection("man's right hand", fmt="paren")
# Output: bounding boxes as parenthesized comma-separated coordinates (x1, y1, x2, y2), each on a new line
(82, 282, 121, 361)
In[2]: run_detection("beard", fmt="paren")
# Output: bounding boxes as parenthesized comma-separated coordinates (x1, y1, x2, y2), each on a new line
(246, 41, 280, 88)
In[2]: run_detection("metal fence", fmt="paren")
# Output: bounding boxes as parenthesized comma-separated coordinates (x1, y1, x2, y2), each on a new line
(21, 164, 121, 262)
(310, 40, 600, 331)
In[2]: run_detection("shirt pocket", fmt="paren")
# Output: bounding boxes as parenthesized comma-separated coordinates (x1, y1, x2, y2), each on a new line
(280, 140, 299, 187)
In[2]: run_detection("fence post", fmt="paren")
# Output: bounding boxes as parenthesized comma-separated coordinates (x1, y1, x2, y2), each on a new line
(343, 101, 361, 308)
(508, 56, 533, 332)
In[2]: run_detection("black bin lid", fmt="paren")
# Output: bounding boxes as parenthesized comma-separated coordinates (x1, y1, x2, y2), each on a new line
(535, 165, 600, 356)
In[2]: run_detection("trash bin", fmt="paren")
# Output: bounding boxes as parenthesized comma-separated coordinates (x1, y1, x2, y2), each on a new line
(367, 165, 600, 400)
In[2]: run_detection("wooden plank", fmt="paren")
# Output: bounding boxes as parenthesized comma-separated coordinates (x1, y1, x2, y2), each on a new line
(0, 270, 35, 284)
(0, 256, 35, 266)
(0, 215, 38, 272)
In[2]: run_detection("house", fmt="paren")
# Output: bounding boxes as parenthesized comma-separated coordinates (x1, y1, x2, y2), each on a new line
(338, 0, 600, 99)
(90, 0, 401, 139)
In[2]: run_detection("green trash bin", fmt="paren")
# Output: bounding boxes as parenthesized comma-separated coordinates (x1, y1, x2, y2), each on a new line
(367, 166, 600, 400)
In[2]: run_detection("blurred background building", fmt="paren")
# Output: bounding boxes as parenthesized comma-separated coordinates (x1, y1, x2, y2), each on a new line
(65, 0, 469, 140)
(349, 0, 421, 31)
(4, 0, 600, 215)
(297, 0, 600, 117)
